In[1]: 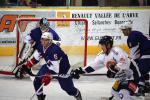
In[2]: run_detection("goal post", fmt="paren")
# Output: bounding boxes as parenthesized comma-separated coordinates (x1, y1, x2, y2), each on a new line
(0, 18, 88, 75)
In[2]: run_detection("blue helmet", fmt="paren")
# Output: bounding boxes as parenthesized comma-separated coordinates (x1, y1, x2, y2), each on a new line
(99, 35, 113, 47)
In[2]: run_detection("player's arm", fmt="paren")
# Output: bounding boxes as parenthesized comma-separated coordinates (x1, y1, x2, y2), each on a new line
(15, 50, 41, 78)
(128, 32, 143, 60)
(106, 49, 132, 80)
(18, 34, 36, 62)
(70, 54, 104, 79)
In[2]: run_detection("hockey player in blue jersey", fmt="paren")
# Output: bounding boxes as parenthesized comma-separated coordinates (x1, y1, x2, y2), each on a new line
(14, 17, 61, 78)
(120, 21, 150, 94)
(15, 32, 82, 100)
(29, 17, 61, 48)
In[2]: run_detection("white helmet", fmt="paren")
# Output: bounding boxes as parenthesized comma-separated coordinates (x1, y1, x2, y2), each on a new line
(120, 21, 132, 29)
(41, 32, 53, 40)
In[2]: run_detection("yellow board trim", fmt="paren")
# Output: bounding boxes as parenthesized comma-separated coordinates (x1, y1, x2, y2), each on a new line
(0, 44, 129, 56)
(0, 47, 16, 56)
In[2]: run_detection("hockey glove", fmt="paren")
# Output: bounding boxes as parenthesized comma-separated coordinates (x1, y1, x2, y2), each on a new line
(107, 64, 118, 78)
(15, 57, 38, 78)
(42, 74, 53, 86)
(15, 65, 34, 79)
(70, 67, 85, 79)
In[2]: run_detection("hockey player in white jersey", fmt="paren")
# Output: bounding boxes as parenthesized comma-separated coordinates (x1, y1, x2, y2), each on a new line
(71, 35, 139, 100)
(14, 17, 61, 78)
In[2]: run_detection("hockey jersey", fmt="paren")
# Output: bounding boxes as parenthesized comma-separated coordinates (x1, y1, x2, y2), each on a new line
(33, 43, 69, 74)
(127, 31, 150, 60)
(24, 27, 61, 49)
(84, 46, 130, 72)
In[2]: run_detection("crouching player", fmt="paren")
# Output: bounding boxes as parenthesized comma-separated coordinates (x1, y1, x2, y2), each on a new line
(71, 35, 139, 100)
(15, 32, 82, 100)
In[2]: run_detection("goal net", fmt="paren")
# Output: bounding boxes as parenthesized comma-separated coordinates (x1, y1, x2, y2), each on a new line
(0, 18, 88, 75)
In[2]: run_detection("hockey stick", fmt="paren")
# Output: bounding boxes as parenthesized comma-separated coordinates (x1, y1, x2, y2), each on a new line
(30, 74, 70, 79)
(82, 73, 107, 76)
(30, 73, 106, 82)
(12, 59, 27, 73)
(33, 73, 107, 78)
(30, 83, 45, 100)
(30, 73, 71, 81)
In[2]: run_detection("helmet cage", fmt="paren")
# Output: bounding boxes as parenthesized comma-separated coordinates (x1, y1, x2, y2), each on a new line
(39, 18, 50, 32)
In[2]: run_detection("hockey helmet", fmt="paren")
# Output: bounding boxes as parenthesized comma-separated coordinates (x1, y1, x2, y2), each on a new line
(41, 32, 53, 40)
(120, 21, 132, 29)
(99, 35, 113, 47)
(39, 17, 49, 27)
(39, 17, 49, 32)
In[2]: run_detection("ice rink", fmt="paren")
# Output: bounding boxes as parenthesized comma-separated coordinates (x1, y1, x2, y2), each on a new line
(0, 75, 114, 100)
(0, 55, 115, 100)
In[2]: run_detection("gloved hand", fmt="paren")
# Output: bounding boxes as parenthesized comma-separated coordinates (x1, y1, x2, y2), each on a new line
(42, 74, 53, 86)
(107, 69, 117, 78)
(15, 65, 33, 79)
(70, 67, 85, 79)
(106, 62, 118, 78)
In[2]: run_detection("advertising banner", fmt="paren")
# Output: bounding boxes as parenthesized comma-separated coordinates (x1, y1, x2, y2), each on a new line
(0, 8, 149, 56)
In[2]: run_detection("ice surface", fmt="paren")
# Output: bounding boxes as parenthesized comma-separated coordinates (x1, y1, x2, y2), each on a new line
(0, 75, 114, 100)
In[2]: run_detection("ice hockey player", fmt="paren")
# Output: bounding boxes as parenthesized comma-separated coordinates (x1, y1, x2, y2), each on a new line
(71, 35, 141, 100)
(120, 21, 150, 94)
(14, 17, 61, 78)
(15, 32, 82, 100)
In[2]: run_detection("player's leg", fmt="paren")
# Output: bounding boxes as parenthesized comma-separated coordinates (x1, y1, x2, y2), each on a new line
(111, 89, 120, 100)
(58, 54, 82, 100)
(110, 80, 137, 100)
(110, 80, 121, 100)
(145, 72, 150, 93)
(137, 58, 150, 76)
(134, 59, 150, 95)
(139, 73, 150, 93)
(119, 89, 133, 100)
(33, 64, 56, 100)
(57, 76, 82, 100)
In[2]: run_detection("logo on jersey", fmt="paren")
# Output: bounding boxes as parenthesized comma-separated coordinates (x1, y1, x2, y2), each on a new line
(54, 54, 58, 60)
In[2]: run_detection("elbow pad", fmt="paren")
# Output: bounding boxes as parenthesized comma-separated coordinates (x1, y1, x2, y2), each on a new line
(25, 57, 39, 68)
